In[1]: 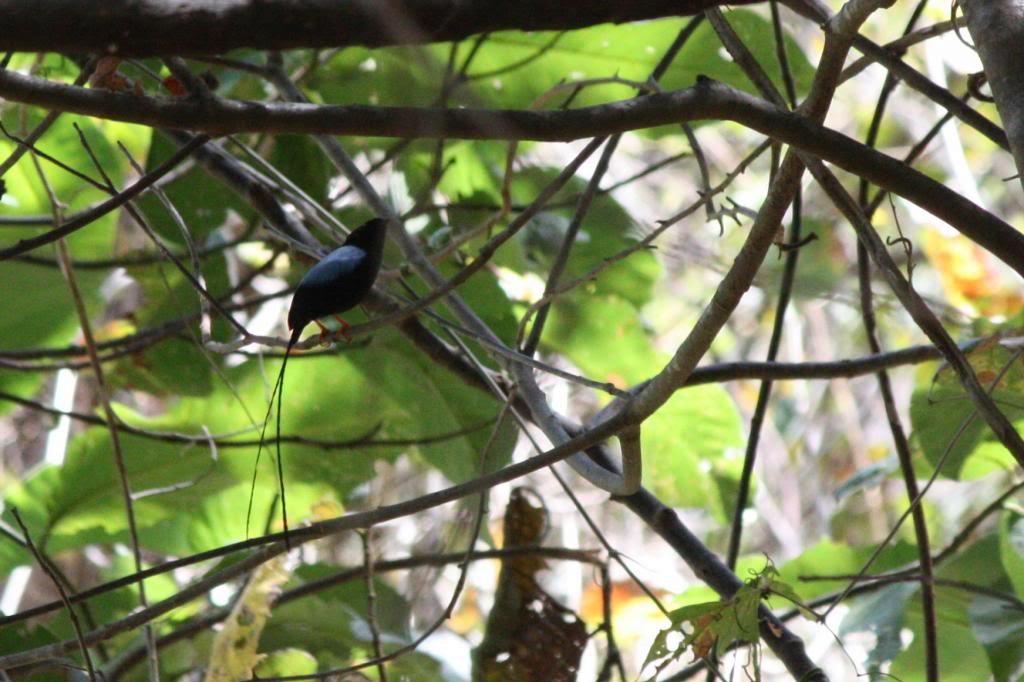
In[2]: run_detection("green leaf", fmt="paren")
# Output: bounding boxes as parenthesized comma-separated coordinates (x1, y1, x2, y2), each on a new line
(891, 533, 1005, 680)
(641, 384, 744, 519)
(891, 583, 991, 681)
(0, 263, 104, 415)
(839, 582, 917, 672)
(308, 44, 448, 107)
(0, 621, 59, 658)
(435, 261, 519, 350)
(910, 386, 1021, 479)
(509, 168, 660, 308)
(436, 141, 504, 202)
(546, 295, 659, 386)
(262, 567, 412, 666)
(727, 582, 763, 644)
(774, 539, 917, 602)
(644, 564, 789, 676)
(0, 424, 240, 565)
(369, 336, 515, 483)
(109, 337, 214, 397)
(253, 649, 318, 678)
(910, 340, 1024, 479)
(999, 513, 1024, 598)
(267, 135, 332, 203)
(449, 13, 813, 113)
(258, 342, 402, 498)
(969, 595, 1024, 682)
(643, 600, 724, 675)
(765, 577, 817, 620)
(0, 107, 136, 413)
(0, 113, 149, 283)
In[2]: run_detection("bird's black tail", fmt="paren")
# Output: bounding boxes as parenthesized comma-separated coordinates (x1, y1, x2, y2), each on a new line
(246, 327, 302, 549)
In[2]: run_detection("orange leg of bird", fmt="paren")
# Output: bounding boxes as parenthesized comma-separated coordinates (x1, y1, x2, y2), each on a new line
(332, 315, 351, 342)
(314, 319, 332, 347)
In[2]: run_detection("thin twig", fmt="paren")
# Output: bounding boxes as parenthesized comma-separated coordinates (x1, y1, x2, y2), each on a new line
(806, 158, 1024, 467)
(359, 530, 388, 682)
(9, 508, 97, 682)
(104, 546, 600, 679)
(30, 151, 159, 679)
(0, 134, 209, 260)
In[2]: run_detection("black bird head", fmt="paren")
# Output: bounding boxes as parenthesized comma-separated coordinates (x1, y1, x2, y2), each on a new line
(345, 217, 388, 259)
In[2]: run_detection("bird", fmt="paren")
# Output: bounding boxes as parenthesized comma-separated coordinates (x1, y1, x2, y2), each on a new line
(248, 217, 388, 546)
(286, 217, 388, 347)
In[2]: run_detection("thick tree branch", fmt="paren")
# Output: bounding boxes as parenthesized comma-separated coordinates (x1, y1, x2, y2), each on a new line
(963, 0, 1024, 190)
(2, 71, 1020, 280)
(0, 0, 762, 56)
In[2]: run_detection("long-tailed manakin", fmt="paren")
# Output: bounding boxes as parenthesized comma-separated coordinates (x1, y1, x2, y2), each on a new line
(251, 217, 388, 545)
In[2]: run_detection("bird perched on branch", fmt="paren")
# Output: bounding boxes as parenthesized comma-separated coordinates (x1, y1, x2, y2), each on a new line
(286, 217, 388, 346)
(250, 217, 388, 545)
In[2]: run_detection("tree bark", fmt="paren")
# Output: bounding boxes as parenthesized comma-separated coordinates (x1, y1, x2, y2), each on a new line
(0, 0, 760, 56)
(964, 0, 1024, 192)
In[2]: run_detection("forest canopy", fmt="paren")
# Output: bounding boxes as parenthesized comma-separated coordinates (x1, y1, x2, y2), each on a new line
(1, 1, 1024, 680)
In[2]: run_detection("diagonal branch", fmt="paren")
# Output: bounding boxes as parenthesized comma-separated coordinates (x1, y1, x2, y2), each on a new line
(0, 134, 208, 259)
(804, 156, 1024, 468)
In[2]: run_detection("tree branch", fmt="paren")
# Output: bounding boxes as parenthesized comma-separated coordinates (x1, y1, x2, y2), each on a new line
(0, 0, 762, 56)
(2, 71, 1021, 281)
(963, 0, 1024, 189)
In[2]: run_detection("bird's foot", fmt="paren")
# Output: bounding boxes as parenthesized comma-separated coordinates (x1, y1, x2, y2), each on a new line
(331, 315, 352, 343)
(314, 320, 333, 347)
(313, 318, 351, 346)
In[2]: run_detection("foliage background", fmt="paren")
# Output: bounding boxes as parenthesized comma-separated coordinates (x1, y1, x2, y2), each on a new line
(1, 2, 1023, 680)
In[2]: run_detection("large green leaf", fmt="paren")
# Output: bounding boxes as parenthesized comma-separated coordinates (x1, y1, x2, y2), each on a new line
(367, 334, 515, 483)
(970, 594, 1024, 682)
(892, 585, 991, 681)
(451, 13, 813, 111)
(891, 534, 1010, 681)
(0, 341, 407, 570)
(262, 566, 412, 667)
(0, 113, 144, 412)
(0, 111, 148, 259)
(0, 424, 239, 573)
(0, 263, 104, 413)
(268, 340, 404, 495)
(641, 384, 744, 519)
(840, 582, 918, 674)
(104, 260, 230, 396)
(398, 140, 506, 205)
(546, 295, 659, 386)
(909, 342, 1024, 479)
(775, 539, 917, 601)
(267, 134, 333, 204)
(0, 620, 59, 659)
(508, 168, 660, 309)
(306, 13, 812, 116)
(306, 44, 449, 108)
